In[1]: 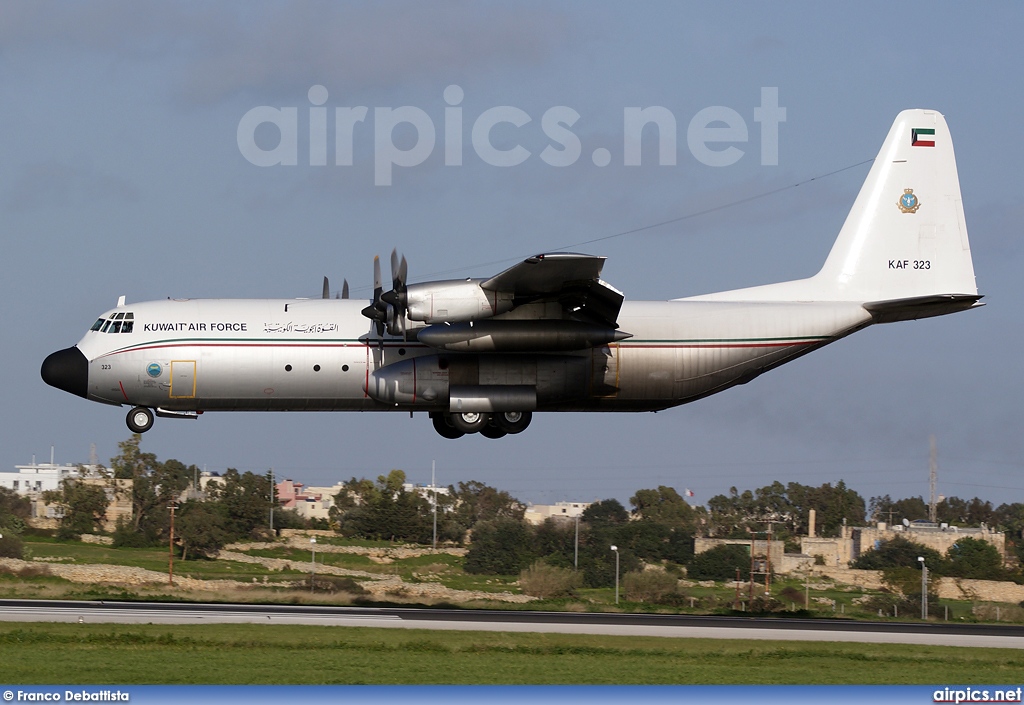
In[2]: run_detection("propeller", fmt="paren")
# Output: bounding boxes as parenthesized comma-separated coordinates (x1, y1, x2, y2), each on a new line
(323, 277, 349, 299)
(381, 249, 408, 336)
(360, 255, 387, 338)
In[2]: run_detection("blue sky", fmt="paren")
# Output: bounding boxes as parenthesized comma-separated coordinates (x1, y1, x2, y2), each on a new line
(3, 1, 1023, 510)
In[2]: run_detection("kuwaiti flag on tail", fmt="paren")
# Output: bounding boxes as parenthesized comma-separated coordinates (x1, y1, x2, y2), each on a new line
(912, 127, 936, 146)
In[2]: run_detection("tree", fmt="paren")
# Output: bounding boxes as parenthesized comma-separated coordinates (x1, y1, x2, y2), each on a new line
(944, 537, 1006, 581)
(331, 470, 435, 542)
(850, 535, 944, 572)
(210, 468, 274, 540)
(687, 543, 751, 581)
(110, 434, 162, 534)
(449, 481, 525, 536)
(176, 501, 230, 560)
(464, 517, 535, 574)
(630, 486, 695, 528)
(581, 499, 629, 526)
(0, 487, 30, 535)
(52, 480, 108, 539)
(869, 495, 929, 524)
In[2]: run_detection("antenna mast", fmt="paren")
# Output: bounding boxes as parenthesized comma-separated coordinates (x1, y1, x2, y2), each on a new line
(928, 435, 938, 523)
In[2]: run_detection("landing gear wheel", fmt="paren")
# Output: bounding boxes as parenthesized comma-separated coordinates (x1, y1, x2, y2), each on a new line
(494, 410, 532, 434)
(449, 411, 491, 434)
(126, 407, 154, 434)
(480, 423, 508, 439)
(431, 412, 465, 439)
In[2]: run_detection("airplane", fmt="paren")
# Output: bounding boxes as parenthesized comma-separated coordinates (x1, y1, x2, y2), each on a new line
(41, 109, 981, 439)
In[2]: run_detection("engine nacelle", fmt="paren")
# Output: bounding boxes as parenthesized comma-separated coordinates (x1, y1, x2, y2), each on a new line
(366, 356, 449, 406)
(404, 279, 513, 323)
(366, 354, 590, 409)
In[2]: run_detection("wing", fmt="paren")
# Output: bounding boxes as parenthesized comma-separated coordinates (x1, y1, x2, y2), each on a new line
(482, 252, 624, 327)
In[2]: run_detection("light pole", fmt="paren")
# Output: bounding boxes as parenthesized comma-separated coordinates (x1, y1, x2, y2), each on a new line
(310, 537, 317, 593)
(610, 545, 620, 605)
(918, 556, 927, 619)
(168, 502, 177, 587)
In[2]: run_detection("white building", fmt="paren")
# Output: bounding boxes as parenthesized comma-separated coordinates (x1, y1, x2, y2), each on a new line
(524, 501, 591, 525)
(0, 462, 104, 496)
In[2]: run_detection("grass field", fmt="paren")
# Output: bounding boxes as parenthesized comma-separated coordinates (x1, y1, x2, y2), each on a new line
(0, 622, 1021, 685)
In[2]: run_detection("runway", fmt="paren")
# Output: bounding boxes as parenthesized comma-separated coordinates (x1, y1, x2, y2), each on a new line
(1, 599, 1022, 648)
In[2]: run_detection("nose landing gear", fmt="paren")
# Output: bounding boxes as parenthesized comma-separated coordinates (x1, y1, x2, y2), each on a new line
(126, 407, 154, 434)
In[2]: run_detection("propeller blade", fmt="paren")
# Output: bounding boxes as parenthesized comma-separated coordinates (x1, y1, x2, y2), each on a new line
(390, 249, 400, 289)
(322, 276, 330, 299)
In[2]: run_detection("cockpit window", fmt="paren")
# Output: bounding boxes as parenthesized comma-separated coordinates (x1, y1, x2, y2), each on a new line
(94, 312, 135, 333)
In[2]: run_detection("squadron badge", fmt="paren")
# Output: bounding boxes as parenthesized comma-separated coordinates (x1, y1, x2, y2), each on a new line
(897, 188, 921, 214)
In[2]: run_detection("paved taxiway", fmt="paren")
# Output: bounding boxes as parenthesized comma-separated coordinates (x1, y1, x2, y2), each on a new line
(1, 600, 1022, 649)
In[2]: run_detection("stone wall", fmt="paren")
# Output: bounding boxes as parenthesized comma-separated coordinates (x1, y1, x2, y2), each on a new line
(811, 566, 1024, 604)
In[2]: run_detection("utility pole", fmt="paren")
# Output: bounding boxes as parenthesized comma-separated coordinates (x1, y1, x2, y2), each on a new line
(168, 502, 177, 587)
(929, 435, 938, 523)
(574, 514, 580, 570)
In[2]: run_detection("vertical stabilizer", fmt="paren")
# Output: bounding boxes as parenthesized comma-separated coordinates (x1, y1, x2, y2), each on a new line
(814, 109, 977, 301)
(685, 110, 980, 306)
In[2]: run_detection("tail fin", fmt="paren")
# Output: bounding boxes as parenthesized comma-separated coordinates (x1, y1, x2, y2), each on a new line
(686, 109, 981, 310)
(815, 109, 978, 302)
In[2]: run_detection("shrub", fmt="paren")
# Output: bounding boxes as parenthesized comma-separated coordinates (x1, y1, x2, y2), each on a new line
(778, 585, 804, 604)
(687, 544, 751, 582)
(519, 560, 579, 598)
(623, 569, 678, 603)
(297, 575, 368, 595)
(0, 533, 24, 559)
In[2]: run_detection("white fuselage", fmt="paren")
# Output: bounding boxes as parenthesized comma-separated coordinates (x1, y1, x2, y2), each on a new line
(74, 297, 873, 414)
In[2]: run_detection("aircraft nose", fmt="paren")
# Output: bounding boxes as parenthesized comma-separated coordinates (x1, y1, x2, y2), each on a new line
(41, 346, 89, 398)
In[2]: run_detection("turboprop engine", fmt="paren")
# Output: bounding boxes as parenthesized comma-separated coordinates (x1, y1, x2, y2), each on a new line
(403, 279, 514, 323)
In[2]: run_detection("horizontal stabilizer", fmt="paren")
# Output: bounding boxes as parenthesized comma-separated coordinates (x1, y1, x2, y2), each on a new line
(862, 294, 983, 323)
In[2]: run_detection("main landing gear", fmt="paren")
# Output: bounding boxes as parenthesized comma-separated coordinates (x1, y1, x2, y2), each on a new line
(126, 406, 154, 433)
(430, 411, 532, 439)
